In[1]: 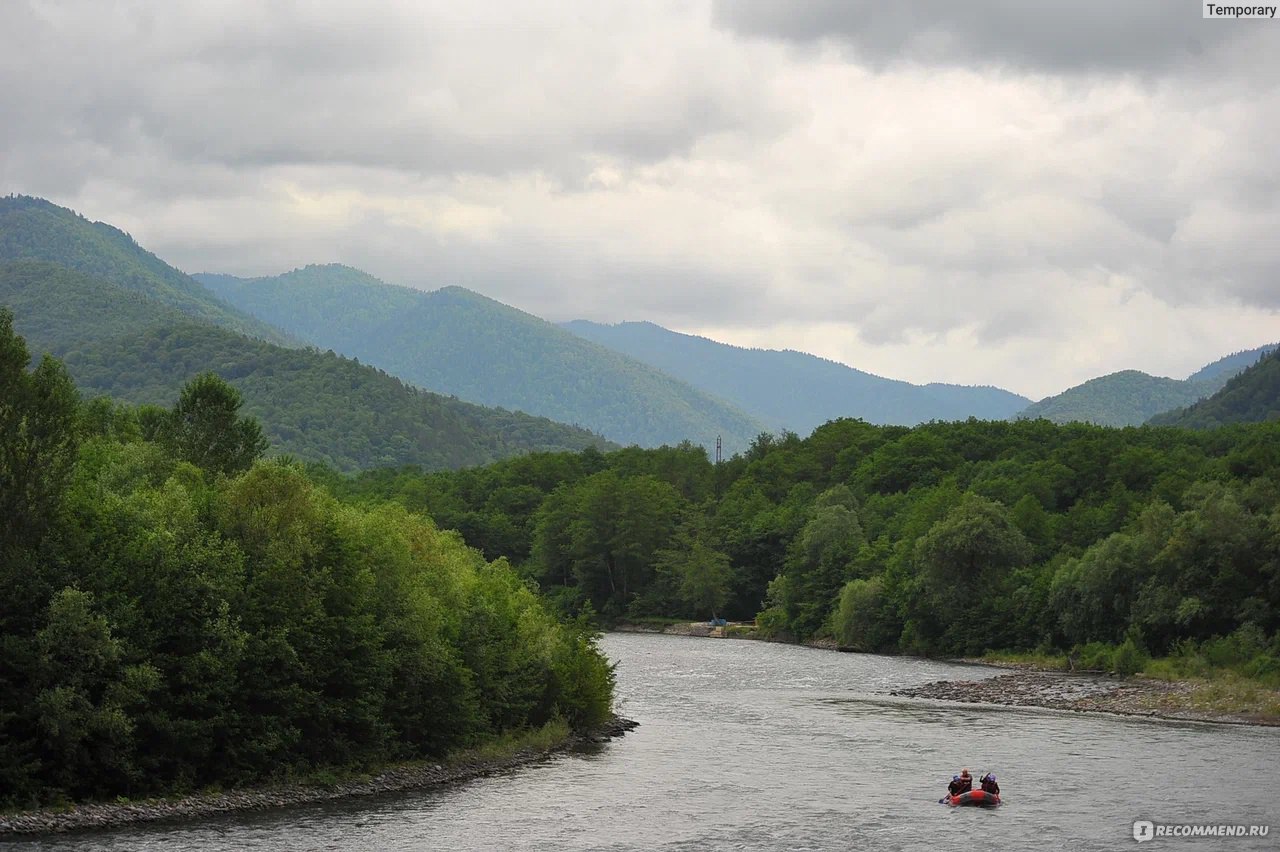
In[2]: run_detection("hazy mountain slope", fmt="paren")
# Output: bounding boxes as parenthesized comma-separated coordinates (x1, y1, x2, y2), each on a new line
(2, 261, 611, 471)
(0, 195, 293, 345)
(198, 265, 767, 453)
(1015, 343, 1280, 427)
(1186, 343, 1280, 385)
(1148, 349, 1280, 428)
(559, 320, 1030, 433)
(1015, 370, 1211, 427)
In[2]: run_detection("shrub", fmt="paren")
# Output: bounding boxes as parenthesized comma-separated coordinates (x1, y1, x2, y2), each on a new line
(1112, 638, 1148, 677)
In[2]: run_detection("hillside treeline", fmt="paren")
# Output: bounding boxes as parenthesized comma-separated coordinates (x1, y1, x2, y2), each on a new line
(1, 261, 614, 474)
(1150, 348, 1280, 429)
(337, 414, 1280, 667)
(0, 310, 614, 808)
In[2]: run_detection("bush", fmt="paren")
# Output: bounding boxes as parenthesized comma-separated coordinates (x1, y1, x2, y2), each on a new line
(831, 577, 895, 651)
(1073, 641, 1114, 672)
(755, 606, 789, 638)
(1112, 638, 1148, 677)
(1243, 654, 1280, 687)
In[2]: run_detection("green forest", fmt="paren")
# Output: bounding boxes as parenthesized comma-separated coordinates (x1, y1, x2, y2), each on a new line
(333, 411, 1280, 675)
(0, 310, 614, 808)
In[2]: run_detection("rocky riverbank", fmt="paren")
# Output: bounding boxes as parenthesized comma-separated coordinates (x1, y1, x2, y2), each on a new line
(0, 716, 638, 836)
(891, 670, 1280, 727)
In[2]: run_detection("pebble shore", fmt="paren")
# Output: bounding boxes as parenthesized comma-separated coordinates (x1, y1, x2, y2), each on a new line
(0, 716, 638, 836)
(891, 670, 1279, 727)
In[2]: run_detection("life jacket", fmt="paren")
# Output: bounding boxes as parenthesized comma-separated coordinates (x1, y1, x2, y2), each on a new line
(948, 779, 964, 795)
(957, 776, 973, 793)
(981, 779, 1000, 795)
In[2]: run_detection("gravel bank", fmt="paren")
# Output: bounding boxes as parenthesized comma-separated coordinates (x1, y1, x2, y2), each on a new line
(0, 716, 639, 836)
(891, 671, 1279, 727)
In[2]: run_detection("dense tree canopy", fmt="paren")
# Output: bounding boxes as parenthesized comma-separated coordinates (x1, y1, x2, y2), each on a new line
(0, 322, 614, 808)
(337, 414, 1280, 666)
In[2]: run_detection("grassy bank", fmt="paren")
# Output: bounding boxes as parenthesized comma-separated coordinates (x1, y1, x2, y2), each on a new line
(978, 631, 1280, 722)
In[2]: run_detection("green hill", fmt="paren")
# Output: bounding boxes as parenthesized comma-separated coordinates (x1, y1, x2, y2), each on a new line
(2, 260, 611, 471)
(560, 319, 1030, 432)
(197, 264, 767, 453)
(0, 195, 293, 345)
(1016, 343, 1279, 427)
(1016, 370, 1210, 427)
(1148, 348, 1280, 428)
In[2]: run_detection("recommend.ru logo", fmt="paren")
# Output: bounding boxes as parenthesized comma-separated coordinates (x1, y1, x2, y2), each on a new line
(1133, 819, 1270, 842)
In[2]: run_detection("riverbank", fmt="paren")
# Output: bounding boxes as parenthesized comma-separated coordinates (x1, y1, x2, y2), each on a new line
(892, 668, 1280, 727)
(614, 622, 1280, 726)
(0, 716, 638, 836)
(613, 619, 839, 649)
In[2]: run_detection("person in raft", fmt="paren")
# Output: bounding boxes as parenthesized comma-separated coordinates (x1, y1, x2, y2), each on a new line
(980, 773, 1000, 795)
(947, 769, 973, 797)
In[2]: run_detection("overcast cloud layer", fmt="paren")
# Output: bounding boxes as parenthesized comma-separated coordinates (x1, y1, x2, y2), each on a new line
(3, 0, 1277, 399)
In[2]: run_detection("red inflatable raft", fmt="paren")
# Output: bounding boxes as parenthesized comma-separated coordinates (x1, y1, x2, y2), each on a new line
(947, 790, 1001, 807)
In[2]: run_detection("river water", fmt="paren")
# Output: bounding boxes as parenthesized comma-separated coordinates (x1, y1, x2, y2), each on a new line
(12, 633, 1278, 851)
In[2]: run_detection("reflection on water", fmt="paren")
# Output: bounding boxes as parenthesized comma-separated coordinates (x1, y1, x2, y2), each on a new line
(12, 633, 1279, 851)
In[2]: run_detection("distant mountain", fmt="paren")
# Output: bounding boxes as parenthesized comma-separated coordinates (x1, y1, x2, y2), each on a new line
(1148, 348, 1280, 428)
(1015, 371, 1209, 427)
(2, 261, 611, 472)
(0, 195, 293, 346)
(1016, 343, 1279, 427)
(558, 320, 1030, 433)
(1186, 343, 1280, 385)
(197, 264, 767, 453)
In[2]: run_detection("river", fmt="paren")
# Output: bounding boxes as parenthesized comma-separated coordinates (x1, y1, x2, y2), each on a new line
(11, 633, 1278, 850)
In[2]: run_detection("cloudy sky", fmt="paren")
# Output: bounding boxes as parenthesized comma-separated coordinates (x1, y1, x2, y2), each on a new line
(3, 0, 1277, 399)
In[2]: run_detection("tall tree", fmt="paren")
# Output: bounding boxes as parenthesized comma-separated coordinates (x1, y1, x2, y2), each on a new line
(0, 307, 80, 552)
(910, 495, 1031, 653)
(161, 372, 267, 476)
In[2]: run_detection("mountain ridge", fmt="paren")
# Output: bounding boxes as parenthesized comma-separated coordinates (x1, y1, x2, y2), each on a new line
(0, 244, 611, 473)
(1015, 342, 1279, 427)
(1148, 347, 1280, 429)
(560, 319, 1031, 433)
(0, 195, 294, 346)
(197, 264, 768, 454)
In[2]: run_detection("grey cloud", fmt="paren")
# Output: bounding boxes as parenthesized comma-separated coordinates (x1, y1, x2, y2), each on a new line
(0, 0, 788, 192)
(3, 0, 1276, 397)
(713, 0, 1252, 73)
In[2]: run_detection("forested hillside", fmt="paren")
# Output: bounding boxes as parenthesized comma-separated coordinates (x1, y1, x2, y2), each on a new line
(1014, 343, 1278, 426)
(1149, 348, 1280, 428)
(1186, 343, 1280, 384)
(2, 262, 612, 471)
(1015, 370, 1210, 427)
(0, 312, 614, 807)
(0, 196, 292, 345)
(561, 319, 1030, 432)
(337, 416, 1280, 667)
(197, 265, 767, 453)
